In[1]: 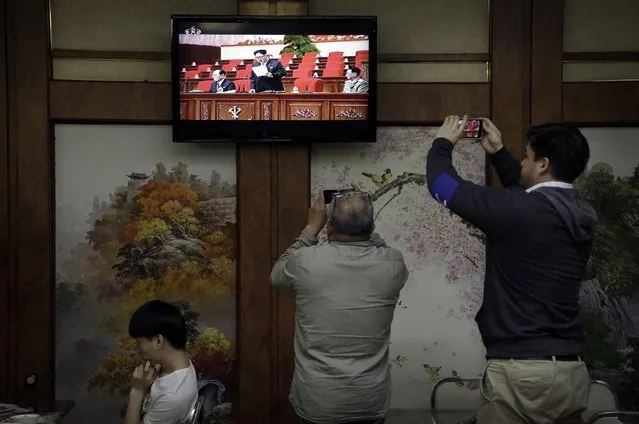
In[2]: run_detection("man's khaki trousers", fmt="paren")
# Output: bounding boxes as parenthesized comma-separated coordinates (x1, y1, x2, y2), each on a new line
(477, 357, 590, 424)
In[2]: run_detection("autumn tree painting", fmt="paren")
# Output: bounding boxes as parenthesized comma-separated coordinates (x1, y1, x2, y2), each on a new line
(56, 160, 236, 423)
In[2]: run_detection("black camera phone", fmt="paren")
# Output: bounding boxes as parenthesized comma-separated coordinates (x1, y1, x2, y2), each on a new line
(460, 119, 484, 139)
(323, 189, 355, 204)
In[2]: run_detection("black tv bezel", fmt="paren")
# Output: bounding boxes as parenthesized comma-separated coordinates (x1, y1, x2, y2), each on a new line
(171, 15, 377, 143)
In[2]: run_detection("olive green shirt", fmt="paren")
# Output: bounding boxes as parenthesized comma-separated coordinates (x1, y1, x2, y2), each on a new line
(270, 231, 409, 423)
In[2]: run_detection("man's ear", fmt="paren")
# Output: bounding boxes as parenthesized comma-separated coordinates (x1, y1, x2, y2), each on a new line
(155, 334, 165, 349)
(538, 157, 551, 174)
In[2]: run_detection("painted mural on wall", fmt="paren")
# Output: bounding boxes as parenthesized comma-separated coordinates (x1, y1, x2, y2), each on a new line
(55, 125, 236, 424)
(311, 127, 487, 414)
(576, 128, 639, 412)
(313, 127, 639, 419)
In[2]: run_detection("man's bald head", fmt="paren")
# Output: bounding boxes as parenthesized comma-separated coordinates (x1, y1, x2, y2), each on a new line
(329, 194, 374, 240)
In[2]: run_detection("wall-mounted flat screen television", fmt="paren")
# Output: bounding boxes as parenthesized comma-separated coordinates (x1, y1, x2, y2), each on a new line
(171, 15, 377, 143)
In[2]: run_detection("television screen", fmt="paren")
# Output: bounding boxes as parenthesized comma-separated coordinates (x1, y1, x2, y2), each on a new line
(171, 16, 377, 143)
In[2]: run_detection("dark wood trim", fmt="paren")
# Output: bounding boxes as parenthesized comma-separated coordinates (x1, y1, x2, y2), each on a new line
(52, 49, 170, 61)
(0, 0, 10, 400)
(236, 144, 274, 424)
(235, 2, 310, 424)
(378, 83, 490, 123)
(49, 80, 172, 122)
(490, 0, 532, 166)
(49, 80, 490, 124)
(563, 51, 639, 62)
(378, 53, 490, 63)
(269, 145, 279, 424)
(530, 0, 563, 125)
(273, 145, 309, 424)
(50, 50, 490, 64)
(6, 0, 54, 406)
(562, 82, 639, 125)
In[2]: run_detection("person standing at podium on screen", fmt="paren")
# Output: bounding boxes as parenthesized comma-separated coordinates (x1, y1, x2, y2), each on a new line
(249, 49, 287, 93)
(210, 70, 236, 93)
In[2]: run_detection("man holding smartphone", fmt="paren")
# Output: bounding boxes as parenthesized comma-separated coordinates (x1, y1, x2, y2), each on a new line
(426, 116, 596, 424)
(270, 190, 408, 424)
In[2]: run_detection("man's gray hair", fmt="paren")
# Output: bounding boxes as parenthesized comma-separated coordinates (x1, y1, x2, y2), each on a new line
(329, 195, 374, 238)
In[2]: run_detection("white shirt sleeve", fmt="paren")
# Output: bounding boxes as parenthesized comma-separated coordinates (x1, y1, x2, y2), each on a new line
(142, 392, 189, 424)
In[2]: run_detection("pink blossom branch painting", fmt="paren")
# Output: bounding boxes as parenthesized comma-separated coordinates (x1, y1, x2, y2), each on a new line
(311, 127, 487, 411)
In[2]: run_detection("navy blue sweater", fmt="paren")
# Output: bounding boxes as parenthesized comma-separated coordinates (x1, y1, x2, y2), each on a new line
(426, 138, 597, 358)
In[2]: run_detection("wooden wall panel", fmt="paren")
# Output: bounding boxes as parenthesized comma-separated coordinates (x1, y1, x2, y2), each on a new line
(235, 2, 310, 424)
(563, 82, 639, 125)
(377, 83, 490, 123)
(50, 81, 171, 122)
(530, 0, 563, 125)
(236, 145, 274, 424)
(0, 0, 10, 400)
(5, 0, 53, 405)
(273, 145, 310, 424)
(490, 0, 531, 161)
(49, 81, 490, 124)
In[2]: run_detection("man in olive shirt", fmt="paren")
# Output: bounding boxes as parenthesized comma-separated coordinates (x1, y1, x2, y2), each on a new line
(270, 190, 409, 424)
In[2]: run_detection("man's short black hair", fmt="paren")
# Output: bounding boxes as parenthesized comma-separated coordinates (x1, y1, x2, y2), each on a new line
(349, 66, 361, 76)
(129, 300, 187, 349)
(526, 123, 590, 183)
(218, 69, 226, 76)
(254, 49, 267, 56)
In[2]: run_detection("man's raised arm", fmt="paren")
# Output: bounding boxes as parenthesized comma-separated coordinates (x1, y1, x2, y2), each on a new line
(479, 118, 522, 188)
(426, 115, 525, 235)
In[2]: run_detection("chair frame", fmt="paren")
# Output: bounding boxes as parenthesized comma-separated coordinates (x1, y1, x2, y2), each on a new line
(183, 395, 204, 424)
(430, 377, 627, 424)
(585, 410, 639, 424)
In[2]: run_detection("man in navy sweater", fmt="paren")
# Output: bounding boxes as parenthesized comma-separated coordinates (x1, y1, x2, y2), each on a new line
(426, 115, 597, 424)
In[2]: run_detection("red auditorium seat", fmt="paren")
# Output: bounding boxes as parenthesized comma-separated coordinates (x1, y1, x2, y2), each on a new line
(326, 52, 344, 65)
(197, 64, 212, 72)
(280, 53, 294, 64)
(307, 78, 324, 93)
(293, 77, 312, 92)
(235, 79, 251, 93)
(196, 80, 214, 92)
(293, 68, 313, 78)
(300, 52, 318, 65)
(322, 67, 344, 78)
(184, 70, 199, 78)
(236, 69, 251, 78)
(222, 64, 236, 72)
(355, 50, 369, 69)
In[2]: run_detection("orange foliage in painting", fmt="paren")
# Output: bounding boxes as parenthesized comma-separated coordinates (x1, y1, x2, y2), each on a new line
(116, 182, 201, 242)
(88, 329, 234, 395)
(100, 179, 236, 335)
(87, 336, 141, 394)
(118, 222, 139, 245)
(90, 167, 237, 396)
(137, 182, 198, 219)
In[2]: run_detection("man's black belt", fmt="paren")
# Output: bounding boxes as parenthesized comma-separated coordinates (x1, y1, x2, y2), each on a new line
(487, 355, 581, 361)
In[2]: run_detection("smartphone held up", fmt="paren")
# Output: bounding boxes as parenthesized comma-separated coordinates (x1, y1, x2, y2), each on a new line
(323, 189, 355, 204)
(459, 119, 483, 139)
